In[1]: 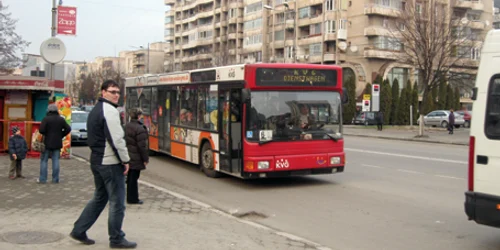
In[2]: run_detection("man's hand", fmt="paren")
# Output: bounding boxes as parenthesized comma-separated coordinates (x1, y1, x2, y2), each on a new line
(123, 163, 129, 175)
(12, 154, 17, 160)
(144, 162, 148, 166)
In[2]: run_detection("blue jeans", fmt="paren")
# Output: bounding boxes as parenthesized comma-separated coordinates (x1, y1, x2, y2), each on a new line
(39, 149, 61, 183)
(71, 164, 126, 244)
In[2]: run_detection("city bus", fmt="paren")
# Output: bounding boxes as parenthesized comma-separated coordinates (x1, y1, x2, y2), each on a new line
(125, 63, 346, 178)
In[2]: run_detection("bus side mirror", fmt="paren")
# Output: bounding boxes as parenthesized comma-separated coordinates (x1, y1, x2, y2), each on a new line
(342, 87, 349, 104)
(242, 89, 251, 103)
(471, 87, 477, 101)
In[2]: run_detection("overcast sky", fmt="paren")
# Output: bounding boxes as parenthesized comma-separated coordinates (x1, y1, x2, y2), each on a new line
(5, 0, 166, 62)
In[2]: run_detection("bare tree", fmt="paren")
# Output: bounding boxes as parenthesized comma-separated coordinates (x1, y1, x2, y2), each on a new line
(79, 66, 126, 105)
(389, 0, 482, 136)
(65, 70, 80, 103)
(0, 3, 30, 74)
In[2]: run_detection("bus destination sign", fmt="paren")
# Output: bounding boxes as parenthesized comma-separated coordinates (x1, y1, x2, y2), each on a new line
(256, 68, 337, 87)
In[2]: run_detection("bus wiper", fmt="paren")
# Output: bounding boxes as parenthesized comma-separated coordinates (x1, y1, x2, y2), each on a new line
(324, 132, 342, 142)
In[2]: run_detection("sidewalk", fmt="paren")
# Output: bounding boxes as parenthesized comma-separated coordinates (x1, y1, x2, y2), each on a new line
(0, 157, 326, 250)
(343, 125, 469, 146)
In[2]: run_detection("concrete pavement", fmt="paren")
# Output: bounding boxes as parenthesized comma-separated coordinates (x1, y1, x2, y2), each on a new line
(343, 125, 469, 146)
(0, 157, 328, 250)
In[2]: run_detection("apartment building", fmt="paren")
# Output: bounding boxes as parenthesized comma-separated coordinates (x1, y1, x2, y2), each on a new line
(164, 0, 493, 95)
(120, 42, 166, 75)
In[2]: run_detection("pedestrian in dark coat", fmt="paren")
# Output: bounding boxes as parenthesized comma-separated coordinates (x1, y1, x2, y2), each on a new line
(448, 109, 455, 135)
(125, 108, 149, 205)
(8, 126, 28, 179)
(376, 112, 384, 131)
(38, 104, 71, 183)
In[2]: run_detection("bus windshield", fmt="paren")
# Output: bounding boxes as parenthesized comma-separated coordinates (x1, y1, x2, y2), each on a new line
(246, 91, 341, 142)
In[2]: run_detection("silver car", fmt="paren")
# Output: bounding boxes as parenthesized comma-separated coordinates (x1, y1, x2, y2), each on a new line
(71, 111, 89, 144)
(418, 110, 465, 128)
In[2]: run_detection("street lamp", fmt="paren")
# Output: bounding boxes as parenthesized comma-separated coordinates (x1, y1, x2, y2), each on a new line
(283, 2, 296, 63)
(263, 5, 273, 63)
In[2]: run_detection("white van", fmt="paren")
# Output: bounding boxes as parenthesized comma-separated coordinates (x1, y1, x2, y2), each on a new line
(465, 29, 500, 228)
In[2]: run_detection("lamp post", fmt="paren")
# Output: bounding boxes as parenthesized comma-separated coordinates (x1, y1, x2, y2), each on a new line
(263, 5, 273, 63)
(284, 2, 296, 63)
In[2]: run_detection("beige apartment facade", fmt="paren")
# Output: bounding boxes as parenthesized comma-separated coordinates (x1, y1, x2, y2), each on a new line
(164, 0, 493, 96)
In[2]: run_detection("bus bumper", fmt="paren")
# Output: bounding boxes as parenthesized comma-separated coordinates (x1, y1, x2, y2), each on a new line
(242, 166, 344, 179)
(465, 191, 500, 228)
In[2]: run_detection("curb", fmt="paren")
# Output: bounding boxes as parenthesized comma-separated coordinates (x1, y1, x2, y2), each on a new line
(70, 154, 333, 250)
(344, 133, 469, 146)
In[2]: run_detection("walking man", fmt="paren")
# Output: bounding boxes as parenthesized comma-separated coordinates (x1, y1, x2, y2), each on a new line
(448, 109, 455, 135)
(38, 104, 71, 184)
(70, 80, 137, 248)
(376, 111, 384, 131)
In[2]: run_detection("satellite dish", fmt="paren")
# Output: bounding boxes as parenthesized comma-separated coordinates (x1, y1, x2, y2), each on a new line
(350, 45, 358, 53)
(338, 41, 347, 51)
(460, 17, 468, 25)
(40, 37, 66, 64)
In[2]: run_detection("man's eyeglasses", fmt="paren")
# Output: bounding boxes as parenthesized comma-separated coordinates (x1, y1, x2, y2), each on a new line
(107, 90, 121, 95)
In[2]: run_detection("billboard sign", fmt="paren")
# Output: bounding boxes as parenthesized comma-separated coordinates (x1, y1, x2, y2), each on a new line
(57, 6, 77, 35)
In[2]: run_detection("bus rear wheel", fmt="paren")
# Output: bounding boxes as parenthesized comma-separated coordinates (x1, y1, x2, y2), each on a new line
(200, 143, 221, 178)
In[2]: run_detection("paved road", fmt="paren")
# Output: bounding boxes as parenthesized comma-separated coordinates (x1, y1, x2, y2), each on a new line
(72, 137, 500, 250)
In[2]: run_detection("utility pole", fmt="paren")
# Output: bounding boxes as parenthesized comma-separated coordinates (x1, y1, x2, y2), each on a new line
(50, 0, 57, 80)
(147, 42, 150, 74)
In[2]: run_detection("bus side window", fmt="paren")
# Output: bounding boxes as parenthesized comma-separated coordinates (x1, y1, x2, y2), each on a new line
(485, 75, 500, 139)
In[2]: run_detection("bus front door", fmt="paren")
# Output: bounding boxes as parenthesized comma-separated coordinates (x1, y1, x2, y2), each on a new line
(158, 88, 173, 154)
(218, 89, 243, 174)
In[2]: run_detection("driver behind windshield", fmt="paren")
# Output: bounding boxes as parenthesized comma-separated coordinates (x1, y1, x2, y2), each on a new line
(298, 104, 315, 129)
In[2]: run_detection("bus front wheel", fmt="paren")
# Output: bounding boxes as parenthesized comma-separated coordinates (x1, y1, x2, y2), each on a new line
(200, 143, 221, 178)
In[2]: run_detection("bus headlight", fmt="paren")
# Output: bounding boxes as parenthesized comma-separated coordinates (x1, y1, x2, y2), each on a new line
(257, 161, 269, 169)
(330, 157, 341, 165)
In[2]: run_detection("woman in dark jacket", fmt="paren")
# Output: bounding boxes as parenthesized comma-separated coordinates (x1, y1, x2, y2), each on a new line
(125, 108, 149, 204)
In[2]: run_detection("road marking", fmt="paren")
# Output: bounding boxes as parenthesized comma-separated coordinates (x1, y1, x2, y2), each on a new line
(71, 155, 331, 250)
(362, 164, 384, 169)
(434, 175, 465, 180)
(345, 148, 467, 165)
(397, 169, 423, 174)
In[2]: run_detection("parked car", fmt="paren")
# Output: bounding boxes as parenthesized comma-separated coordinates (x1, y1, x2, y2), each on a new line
(456, 110, 472, 128)
(71, 111, 88, 145)
(353, 112, 377, 125)
(417, 110, 465, 128)
(80, 105, 94, 112)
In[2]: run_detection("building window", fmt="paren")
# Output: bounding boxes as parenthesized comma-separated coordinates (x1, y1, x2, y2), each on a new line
(325, 0, 337, 11)
(244, 34, 263, 47)
(165, 16, 173, 24)
(245, 2, 262, 15)
(310, 23, 322, 35)
(471, 47, 480, 60)
(164, 28, 174, 36)
(285, 46, 294, 58)
(309, 43, 322, 56)
(299, 7, 310, 19)
(274, 30, 285, 40)
(276, 13, 285, 24)
(338, 19, 348, 30)
(415, 3, 422, 15)
(229, 8, 237, 18)
(244, 18, 262, 30)
(325, 20, 336, 33)
(199, 30, 213, 39)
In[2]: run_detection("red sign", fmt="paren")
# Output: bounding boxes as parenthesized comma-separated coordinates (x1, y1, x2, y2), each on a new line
(0, 78, 64, 92)
(374, 85, 379, 91)
(364, 100, 370, 106)
(57, 6, 77, 35)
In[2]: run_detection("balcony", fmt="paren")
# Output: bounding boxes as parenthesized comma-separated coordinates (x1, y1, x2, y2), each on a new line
(453, 58, 480, 68)
(363, 47, 401, 60)
(468, 20, 486, 30)
(133, 58, 146, 65)
(164, 0, 175, 5)
(364, 26, 391, 37)
(297, 34, 322, 46)
(297, 0, 322, 8)
(364, 3, 401, 17)
(455, 0, 484, 11)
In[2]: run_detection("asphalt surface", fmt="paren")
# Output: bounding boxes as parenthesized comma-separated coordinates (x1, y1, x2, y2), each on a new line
(71, 134, 500, 250)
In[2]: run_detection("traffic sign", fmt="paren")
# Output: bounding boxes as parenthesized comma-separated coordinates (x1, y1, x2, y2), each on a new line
(363, 94, 371, 100)
(57, 6, 77, 36)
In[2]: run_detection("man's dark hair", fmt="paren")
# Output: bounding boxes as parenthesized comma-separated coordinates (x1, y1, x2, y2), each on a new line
(101, 80, 120, 91)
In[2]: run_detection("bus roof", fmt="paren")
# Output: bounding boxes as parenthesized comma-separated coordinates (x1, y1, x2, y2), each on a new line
(125, 63, 342, 88)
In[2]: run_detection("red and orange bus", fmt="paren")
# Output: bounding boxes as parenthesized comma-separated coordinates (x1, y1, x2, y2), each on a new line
(125, 63, 346, 178)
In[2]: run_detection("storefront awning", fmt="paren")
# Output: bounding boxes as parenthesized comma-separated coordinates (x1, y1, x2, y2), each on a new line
(0, 76, 64, 92)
